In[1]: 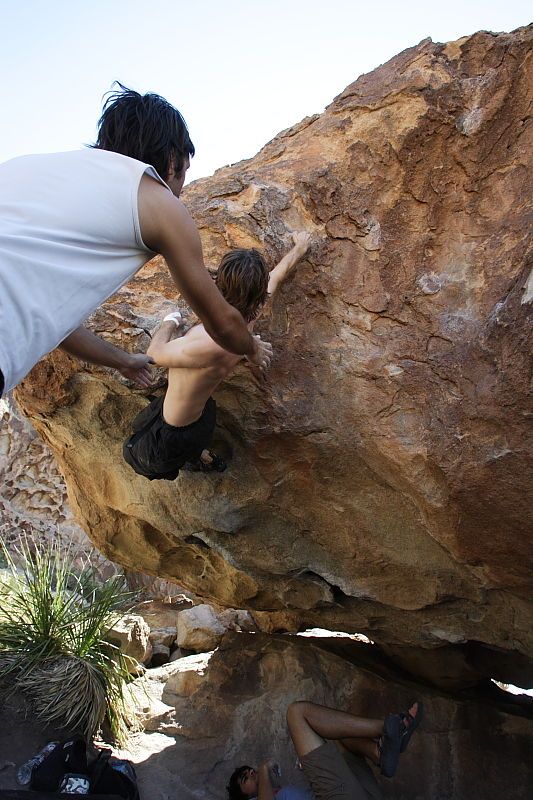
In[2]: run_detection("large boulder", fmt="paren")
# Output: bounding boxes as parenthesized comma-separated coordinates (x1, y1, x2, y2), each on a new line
(15, 27, 533, 687)
(0, 634, 531, 799)
(177, 604, 227, 652)
(149, 628, 177, 649)
(130, 633, 533, 800)
(108, 614, 152, 667)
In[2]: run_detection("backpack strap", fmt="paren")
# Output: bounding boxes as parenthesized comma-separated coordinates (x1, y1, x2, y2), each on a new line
(89, 748, 112, 793)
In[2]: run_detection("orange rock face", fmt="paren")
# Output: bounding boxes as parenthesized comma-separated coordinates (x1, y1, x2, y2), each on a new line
(16, 27, 533, 686)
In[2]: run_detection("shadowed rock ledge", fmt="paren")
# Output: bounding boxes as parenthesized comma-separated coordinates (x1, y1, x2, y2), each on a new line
(15, 26, 533, 690)
(1, 633, 532, 800)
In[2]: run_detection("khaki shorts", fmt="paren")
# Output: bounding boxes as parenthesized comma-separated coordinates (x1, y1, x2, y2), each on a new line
(301, 741, 384, 800)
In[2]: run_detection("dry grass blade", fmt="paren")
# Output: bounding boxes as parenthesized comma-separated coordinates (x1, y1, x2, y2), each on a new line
(19, 656, 106, 739)
(0, 535, 138, 743)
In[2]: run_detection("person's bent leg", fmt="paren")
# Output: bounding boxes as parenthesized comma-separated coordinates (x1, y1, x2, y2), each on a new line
(338, 738, 379, 765)
(287, 702, 386, 799)
(286, 702, 325, 758)
(286, 701, 383, 758)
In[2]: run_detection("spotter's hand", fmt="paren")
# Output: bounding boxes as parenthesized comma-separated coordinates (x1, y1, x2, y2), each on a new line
(118, 353, 154, 388)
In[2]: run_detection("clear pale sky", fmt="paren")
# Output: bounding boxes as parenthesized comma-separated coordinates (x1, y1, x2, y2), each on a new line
(1, 0, 530, 183)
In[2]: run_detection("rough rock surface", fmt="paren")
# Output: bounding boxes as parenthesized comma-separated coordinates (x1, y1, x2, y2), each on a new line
(130, 598, 194, 630)
(177, 604, 227, 652)
(3, 634, 531, 800)
(0, 400, 102, 564)
(149, 627, 178, 649)
(14, 28, 533, 687)
(109, 614, 153, 667)
(218, 608, 256, 632)
(0, 399, 195, 598)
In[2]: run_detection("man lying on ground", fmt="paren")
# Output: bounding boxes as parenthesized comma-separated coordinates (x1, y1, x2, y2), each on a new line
(0, 84, 271, 399)
(123, 232, 311, 481)
(227, 700, 422, 800)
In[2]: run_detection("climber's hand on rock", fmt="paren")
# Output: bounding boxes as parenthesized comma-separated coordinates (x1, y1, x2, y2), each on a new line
(119, 353, 154, 388)
(246, 335, 273, 371)
(292, 231, 312, 255)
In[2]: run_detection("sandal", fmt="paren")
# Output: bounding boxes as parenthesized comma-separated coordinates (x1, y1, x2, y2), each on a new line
(185, 451, 227, 473)
(379, 713, 402, 778)
(399, 701, 423, 753)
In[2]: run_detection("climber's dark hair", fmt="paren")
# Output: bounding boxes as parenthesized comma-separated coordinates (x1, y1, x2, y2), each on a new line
(93, 82, 195, 180)
(215, 249, 269, 322)
(227, 766, 253, 800)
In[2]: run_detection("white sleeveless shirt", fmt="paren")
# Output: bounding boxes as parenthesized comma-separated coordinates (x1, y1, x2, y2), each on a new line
(0, 148, 169, 392)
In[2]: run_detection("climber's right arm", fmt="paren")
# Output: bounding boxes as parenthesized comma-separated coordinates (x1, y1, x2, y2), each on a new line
(267, 231, 312, 296)
(138, 175, 272, 370)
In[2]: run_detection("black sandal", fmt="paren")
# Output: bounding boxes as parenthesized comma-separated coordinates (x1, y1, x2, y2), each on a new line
(379, 713, 402, 778)
(399, 701, 423, 753)
(185, 451, 227, 473)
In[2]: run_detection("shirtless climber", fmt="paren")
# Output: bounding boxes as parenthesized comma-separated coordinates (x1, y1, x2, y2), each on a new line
(123, 232, 312, 480)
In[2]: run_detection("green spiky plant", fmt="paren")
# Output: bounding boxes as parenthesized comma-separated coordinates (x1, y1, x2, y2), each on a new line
(0, 536, 138, 744)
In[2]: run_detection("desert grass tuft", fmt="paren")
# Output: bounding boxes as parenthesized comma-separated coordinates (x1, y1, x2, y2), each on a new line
(0, 536, 138, 743)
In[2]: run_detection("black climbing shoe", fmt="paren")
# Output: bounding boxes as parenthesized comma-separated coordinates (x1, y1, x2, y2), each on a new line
(184, 451, 227, 473)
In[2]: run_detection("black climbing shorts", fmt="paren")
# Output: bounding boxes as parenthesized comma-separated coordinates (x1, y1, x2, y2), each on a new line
(123, 395, 216, 481)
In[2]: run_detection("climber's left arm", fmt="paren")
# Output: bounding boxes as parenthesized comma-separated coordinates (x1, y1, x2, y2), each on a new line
(59, 326, 154, 388)
(267, 231, 312, 297)
(146, 313, 188, 359)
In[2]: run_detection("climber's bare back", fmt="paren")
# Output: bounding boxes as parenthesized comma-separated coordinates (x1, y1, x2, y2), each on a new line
(162, 324, 242, 427)
(148, 231, 312, 430)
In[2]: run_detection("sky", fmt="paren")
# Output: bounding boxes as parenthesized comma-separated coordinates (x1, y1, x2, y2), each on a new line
(0, 0, 530, 184)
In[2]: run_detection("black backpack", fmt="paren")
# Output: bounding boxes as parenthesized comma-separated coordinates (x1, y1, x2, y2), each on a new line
(29, 736, 140, 799)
